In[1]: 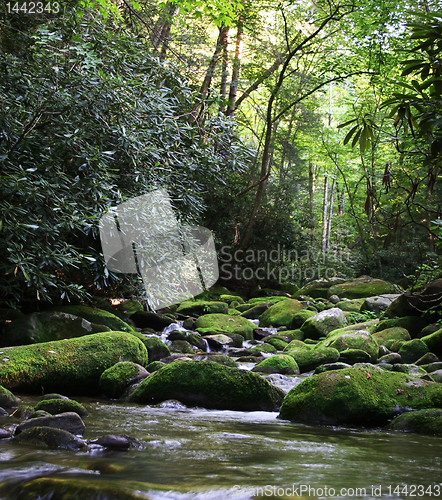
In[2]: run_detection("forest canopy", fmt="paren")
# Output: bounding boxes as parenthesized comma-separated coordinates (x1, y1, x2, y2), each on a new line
(0, 0, 441, 307)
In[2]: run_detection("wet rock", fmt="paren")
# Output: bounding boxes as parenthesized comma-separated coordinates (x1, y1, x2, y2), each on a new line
(339, 349, 372, 364)
(430, 370, 442, 383)
(416, 352, 439, 366)
(90, 434, 140, 450)
(203, 334, 235, 351)
(128, 360, 285, 411)
(0, 407, 8, 417)
(167, 331, 206, 350)
(241, 303, 272, 320)
(372, 327, 411, 349)
(170, 340, 195, 355)
(0, 385, 19, 408)
(253, 328, 275, 340)
(378, 353, 402, 365)
(55, 305, 135, 333)
(99, 362, 149, 399)
(397, 339, 429, 364)
(145, 361, 166, 373)
(279, 365, 442, 426)
(192, 353, 237, 368)
(421, 362, 442, 373)
(195, 314, 254, 340)
(33, 398, 88, 417)
(252, 354, 300, 375)
(143, 336, 170, 363)
(236, 343, 277, 357)
(259, 300, 305, 328)
(14, 426, 86, 450)
(314, 362, 351, 374)
(328, 295, 340, 304)
(386, 408, 442, 436)
(0, 332, 148, 395)
(301, 308, 347, 340)
(128, 311, 174, 330)
(392, 364, 427, 377)
(15, 412, 85, 436)
(360, 294, 401, 316)
(41, 393, 70, 400)
(0, 428, 11, 438)
(290, 309, 316, 329)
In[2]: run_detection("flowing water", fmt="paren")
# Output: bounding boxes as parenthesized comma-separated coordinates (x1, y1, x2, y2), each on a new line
(0, 396, 441, 499)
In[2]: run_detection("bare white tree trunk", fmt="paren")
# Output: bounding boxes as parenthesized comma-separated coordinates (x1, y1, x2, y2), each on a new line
(327, 176, 336, 251)
(322, 175, 329, 259)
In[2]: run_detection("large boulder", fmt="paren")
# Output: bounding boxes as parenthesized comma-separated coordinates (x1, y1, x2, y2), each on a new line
(421, 329, 442, 356)
(129, 311, 174, 330)
(99, 362, 149, 399)
(14, 426, 86, 450)
(397, 339, 429, 364)
(258, 300, 304, 328)
(360, 294, 401, 316)
(194, 314, 254, 340)
(54, 305, 135, 333)
(0, 331, 148, 395)
(279, 365, 442, 426)
(15, 412, 85, 436)
(386, 409, 442, 436)
(285, 346, 340, 373)
(334, 299, 365, 313)
(0, 385, 19, 408)
(252, 355, 300, 375)
(374, 317, 430, 339)
(327, 277, 398, 300)
(301, 308, 347, 340)
(372, 327, 411, 349)
(143, 336, 171, 362)
(327, 331, 379, 363)
(240, 302, 272, 320)
(128, 360, 284, 411)
(294, 278, 347, 299)
(290, 309, 316, 329)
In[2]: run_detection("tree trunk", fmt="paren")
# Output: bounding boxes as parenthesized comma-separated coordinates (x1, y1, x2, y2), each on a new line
(308, 161, 316, 243)
(327, 176, 336, 251)
(151, 2, 179, 55)
(322, 175, 329, 259)
(219, 27, 230, 114)
(225, 19, 244, 117)
(200, 25, 229, 99)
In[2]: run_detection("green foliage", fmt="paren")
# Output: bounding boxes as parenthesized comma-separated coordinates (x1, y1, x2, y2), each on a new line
(0, 11, 251, 305)
(346, 310, 378, 325)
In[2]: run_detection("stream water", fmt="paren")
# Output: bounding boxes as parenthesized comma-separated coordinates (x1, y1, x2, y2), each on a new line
(0, 396, 441, 499)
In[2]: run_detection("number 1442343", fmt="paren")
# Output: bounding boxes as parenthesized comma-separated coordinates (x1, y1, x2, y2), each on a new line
(6, 2, 60, 14)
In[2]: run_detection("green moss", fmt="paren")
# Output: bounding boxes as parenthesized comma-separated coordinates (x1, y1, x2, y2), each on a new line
(372, 327, 411, 349)
(335, 299, 365, 313)
(99, 362, 147, 399)
(129, 360, 284, 411)
(386, 408, 442, 436)
(264, 337, 288, 351)
(33, 398, 88, 417)
(176, 301, 228, 316)
(219, 294, 245, 305)
(248, 296, 289, 304)
(339, 349, 372, 364)
(252, 354, 300, 375)
(246, 343, 277, 356)
(421, 328, 442, 356)
(0, 385, 19, 408)
(398, 339, 429, 364)
(285, 347, 340, 372)
(194, 314, 254, 340)
(54, 305, 135, 333)
(143, 336, 171, 363)
(259, 300, 304, 328)
(283, 340, 311, 351)
(0, 331, 148, 395)
(375, 317, 430, 339)
(279, 365, 442, 426)
(290, 309, 316, 329)
(329, 331, 379, 362)
(145, 361, 166, 372)
(327, 278, 398, 299)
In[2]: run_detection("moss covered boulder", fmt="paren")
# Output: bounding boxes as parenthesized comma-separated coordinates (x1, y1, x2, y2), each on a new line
(1, 311, 111, 347)
(301, 308, 347, 340)
(54, 305, 135, 333)
(194, 314, 254, 340)
(0, 385, 19, 408)
(240, 302, 272, 320)
(258, 300, 304, 328)
(285, 347, 340, 373)
(397, 339, 429, 364)
(128, 360, 284, 411)
(294, 278, 347, 299)
(335, 299, 365, 313)
(279, 365, 442, 426)
(99, 362, 149, 399)
(372, 327, 411, 349)
(0, 331, 148, 395)
(328, 331, 379, 363)
(386, 409, 442, 436)
(143, 336, 170, 362)
(327, 277, 398, 300)
(375, 317, 430, 339)
(421, 328, 442, 356)
(290, 309, 317, 329)
(252, 354, 300, 375)
(14, 426, 86, 450)
(264, 337, 288, 351)
(176, 301, 228, 316)
(33, 398, 88, 417)
(15, 412, 85, 436)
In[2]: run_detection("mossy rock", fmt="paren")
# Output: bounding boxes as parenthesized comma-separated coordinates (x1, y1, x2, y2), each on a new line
(176, 301, 228, 316)
(416, 352, 439, 366)
(194, 314, 254, 340)
(300, 308, 347, 340)
(279, 365, 442, 426)
(264, 337, 288, 351)
(290, 309, 317, 329)
(421, 328, 442, 356)
(372, 327, 411, 349)
(14, 426, 86, 450)
(285, 347, 340, 373)
(397, 339, 429, 364)
(244, 344, 277, 356)
(170, 340, 195, 354)
(327, 277, 398, 300)
(314, 362, 351, 374)
(193, 353, 238, 368)
(248, 296, 288, 304)
(0, 331, 148, 395)
(283, 340, 311, 352)
(167, 331, 206, 351)
(0, 385, 19, 408)
(258, 300, 304, 328)
(328, 331, 379, 363)
(375, 317, 430, 339)
(386, 409, 442, 436)
(339, 349, 372, 364)
(252, 354, 300, 375)
(219, 294, 245, 305)
(335, 299, 365, 313)
(236, 303, 255, 313)
(129, 360, 284, 411)
(99, 362, 149, 399)
(2, 311, 110, 347)
(392, 364, 428, 377)
(145, 361, 166, 373)
(15, 412, 86, 436)
(33, 398, 88, 417)
(111, 299, 145, 319)
(54, 305, 135, 333)
(143, 336, 171, 363)
(294, 278, 347, 299)
(240, 302, 272, 319)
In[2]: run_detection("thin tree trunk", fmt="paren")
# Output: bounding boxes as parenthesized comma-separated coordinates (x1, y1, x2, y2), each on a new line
(151, 2, 179, 54)
(308, 161, 316, 243)
(225, 19, 244, 117)
(219, 31, 230, 113)
(322, 175, 329, 259)
(200, 25, 229, 99)
(327, 176, 336, 251)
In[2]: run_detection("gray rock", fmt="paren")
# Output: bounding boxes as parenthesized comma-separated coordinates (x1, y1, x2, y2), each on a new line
(90, 434, 141, 449)
(15, 412, 85, 436)
(14, 426, 86, 450)
(301, 308, 347, 340)
(361, 294, 401, 315)
(329, 295, 340, 304)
